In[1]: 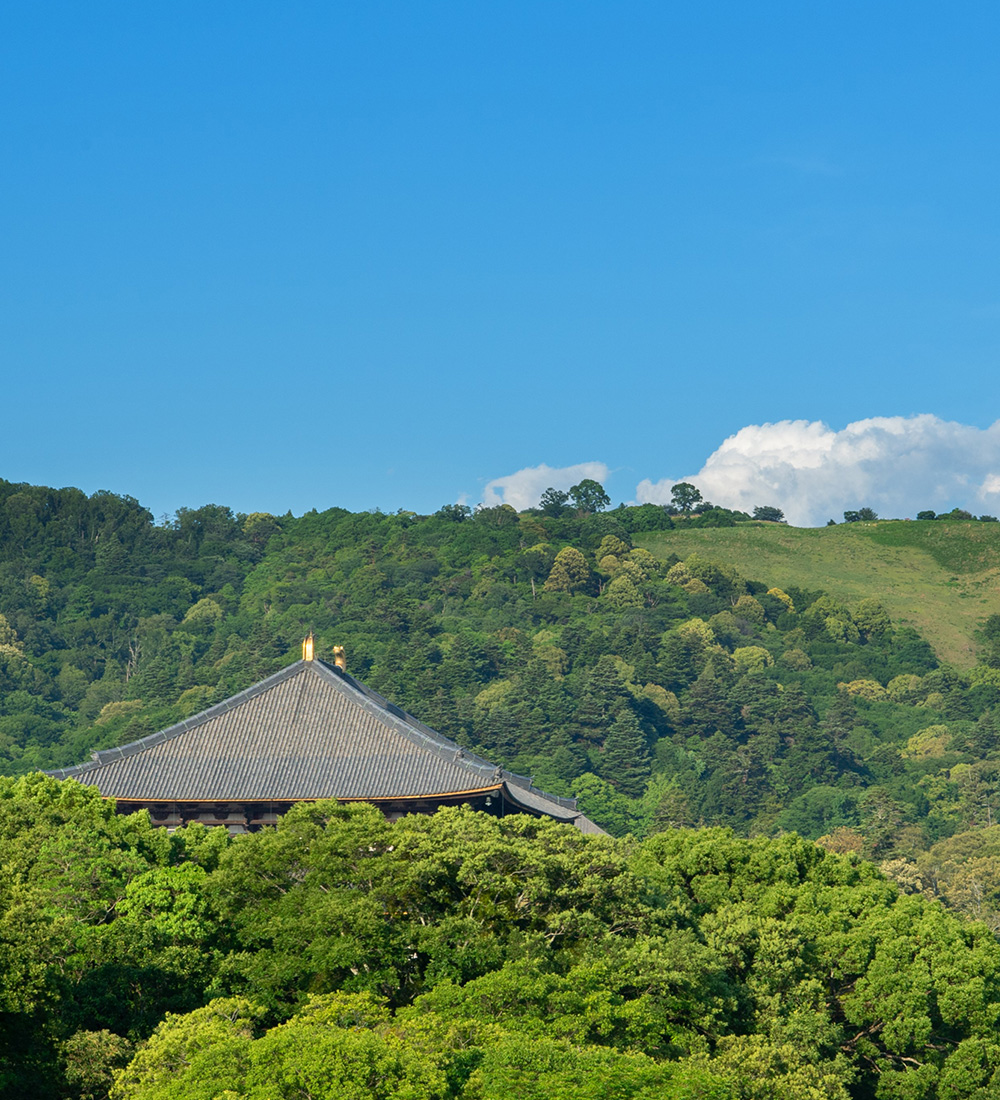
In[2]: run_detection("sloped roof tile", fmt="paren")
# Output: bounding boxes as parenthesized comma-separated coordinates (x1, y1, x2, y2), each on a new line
(49, 659, 603, 833)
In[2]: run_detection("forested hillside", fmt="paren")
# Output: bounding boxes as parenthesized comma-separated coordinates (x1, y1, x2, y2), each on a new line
(7, 478, 1000, 1096)
(2, 477, 999, 858)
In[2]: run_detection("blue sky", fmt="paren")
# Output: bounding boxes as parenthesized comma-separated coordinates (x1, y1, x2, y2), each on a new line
(3, 3, 1000, 524)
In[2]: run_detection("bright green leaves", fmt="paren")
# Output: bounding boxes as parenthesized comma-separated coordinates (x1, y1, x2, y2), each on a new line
(111, 994, 448, 1100)
(110, 998, 264, 1100)
(210, 803, 645, 1009)
(5, 781, 1000, 1099)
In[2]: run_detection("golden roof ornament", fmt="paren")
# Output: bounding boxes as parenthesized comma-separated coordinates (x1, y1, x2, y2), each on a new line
(302, 633, 315, 661)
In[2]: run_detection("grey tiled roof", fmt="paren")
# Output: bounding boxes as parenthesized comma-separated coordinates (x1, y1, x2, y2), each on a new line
(49, 659, 602, 832)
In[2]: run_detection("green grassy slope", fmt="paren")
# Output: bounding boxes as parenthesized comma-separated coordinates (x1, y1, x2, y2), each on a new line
(635, 519, 1000, 668)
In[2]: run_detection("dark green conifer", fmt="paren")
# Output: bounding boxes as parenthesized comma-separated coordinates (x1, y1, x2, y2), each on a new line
(599, 709, 650, 798)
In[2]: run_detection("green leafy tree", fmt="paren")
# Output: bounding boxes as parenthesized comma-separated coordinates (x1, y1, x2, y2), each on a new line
(670, 482, 702, 513)
(433, 503, 472, 522)
(603, 574, 643, 609)
(60, 1030, 134, 1100)
(854, 597, 890, 641)
(246, 997, 448, 1100)
(475, 504, 518, 528)
(844, 507, 878, 522)
(109, 997, 264, 1100)
(543, 547, 592, 594)
(568, 480, 610, 515)
(570, 773, 635, 835)
(538, 488, 570, 517)
(242, 512, 281, 556)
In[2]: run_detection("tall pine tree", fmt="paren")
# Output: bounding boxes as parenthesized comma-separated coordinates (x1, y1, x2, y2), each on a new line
(599, 710, 650, 798)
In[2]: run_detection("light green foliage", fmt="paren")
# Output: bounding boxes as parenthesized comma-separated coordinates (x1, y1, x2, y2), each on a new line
(840, 678, 889, 701)
(684, 554, 747, 599)
(626, 547, 658, 573)
(570, 773, 635, 838)
(767, 587, 794, 611)
(597, 553, 621, 577)
(518, 542, 555, 587)
(596, 535, 631, 562)
(604, 574, 643, 609)
(733, 646, 773, 673)
(241, 993, 448, 1100)
(464, 1033, 676, 1098)
(636, 682, 679, 724)
(176, 684, 216, 716)
(825, 614, 861, 644)
(913, 826, 1000, 933)
(61, 1030, 134, 1100)
(708, 610, 740, 640)
(780, 647, 812, 670)
(888, 674, 925, 703)
(543, 547, 591, 593)
(96, 700, 143, 725)
(474, 679, 516, 712)
(110, 998, 264, 1100)
(854, 597, 890, 640)
(181, 598, 225, 627)
(968, 665, 1000, 689)
(690, 1035, 853, 1099)
(676, 618, 716, 647)
(0, 612, 22, 648)
(665, 561, 692, 585)
(902, 724, 952, 759)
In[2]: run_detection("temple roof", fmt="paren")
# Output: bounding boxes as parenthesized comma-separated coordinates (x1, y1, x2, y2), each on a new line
(48, 658, 604, 833)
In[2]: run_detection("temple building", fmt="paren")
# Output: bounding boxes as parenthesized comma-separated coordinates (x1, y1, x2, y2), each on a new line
(48, 641, 602, 835)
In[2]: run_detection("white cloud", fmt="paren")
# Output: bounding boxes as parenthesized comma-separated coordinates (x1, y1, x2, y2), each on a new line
(482, 462, 610, 511)
(636, 416, 1000, 527)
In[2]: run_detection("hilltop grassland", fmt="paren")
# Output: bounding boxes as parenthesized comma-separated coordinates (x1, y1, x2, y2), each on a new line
(636, 519, 1000, 667)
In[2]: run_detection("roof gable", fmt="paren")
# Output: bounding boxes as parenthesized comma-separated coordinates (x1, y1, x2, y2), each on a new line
(48, 659, 597, 829)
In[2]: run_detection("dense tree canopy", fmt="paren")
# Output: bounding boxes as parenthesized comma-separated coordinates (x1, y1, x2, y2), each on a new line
(0, 780, 995, 1099)
(4, 477, 1000, 1096)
